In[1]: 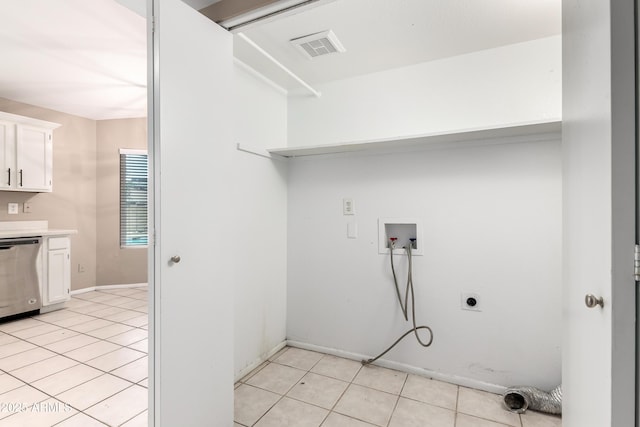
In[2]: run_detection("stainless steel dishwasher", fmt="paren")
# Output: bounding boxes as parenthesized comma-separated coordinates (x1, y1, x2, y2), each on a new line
(0, 237, 42, 318)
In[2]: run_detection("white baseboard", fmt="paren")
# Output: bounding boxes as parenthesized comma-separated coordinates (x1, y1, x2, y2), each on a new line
(235, 341, 287, 382)
(286, 340, 507, 395)
(71, 283, 148, 295)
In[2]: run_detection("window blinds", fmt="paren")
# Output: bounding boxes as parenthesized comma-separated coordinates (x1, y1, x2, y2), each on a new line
(120, 152, 148, 247)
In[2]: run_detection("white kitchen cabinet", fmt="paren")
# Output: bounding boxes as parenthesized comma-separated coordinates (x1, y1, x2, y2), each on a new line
(0, 111, 59, 192)
(0, 120, 16, 190)
(43, 236, 71, 307)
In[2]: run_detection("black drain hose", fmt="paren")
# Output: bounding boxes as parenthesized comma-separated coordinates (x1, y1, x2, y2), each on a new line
(362, 241, 433, 365)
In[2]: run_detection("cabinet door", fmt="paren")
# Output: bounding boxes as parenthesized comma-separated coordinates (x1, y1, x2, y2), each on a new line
(46, 247, 70, 305)
(16, 125, 53, 192)
(0, 121, 16, 190)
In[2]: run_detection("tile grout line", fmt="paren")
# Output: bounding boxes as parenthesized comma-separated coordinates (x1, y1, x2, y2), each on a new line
(238, 348, 545, 427)
(1, 343, 144, 394)
(0, 291, 150, 426)
(454, 386, 460, 427)
(275, 350, 415, 427)
(0, 331, 146, 378)
(385, 371, 409, 427)
(0, 322, 148, 380)
(50, 410, 108, 426)
(0, 371, 139, 425)
(312, 355, 352, 426)
(241, 348, 355, 426)
(294, 350, 337, 427)
(239, 344, 559, 426)
(241, 347, 296, 426)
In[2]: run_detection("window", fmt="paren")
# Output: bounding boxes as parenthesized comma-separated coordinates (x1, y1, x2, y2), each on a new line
(120, 149, 148, 247)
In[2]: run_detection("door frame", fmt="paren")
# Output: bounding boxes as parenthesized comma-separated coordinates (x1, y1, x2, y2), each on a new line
(147, 1, 157, 424)
(636, 0, 640, 423)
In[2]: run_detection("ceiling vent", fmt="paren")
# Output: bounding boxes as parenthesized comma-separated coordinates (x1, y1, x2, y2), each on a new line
(290, 30, 346, 59)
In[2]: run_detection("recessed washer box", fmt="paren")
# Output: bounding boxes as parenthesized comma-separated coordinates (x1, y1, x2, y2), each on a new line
(378, 218, 423, 256)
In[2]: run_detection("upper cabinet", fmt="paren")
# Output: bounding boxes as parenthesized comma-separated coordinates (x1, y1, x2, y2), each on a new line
(0, 111, 60, 192)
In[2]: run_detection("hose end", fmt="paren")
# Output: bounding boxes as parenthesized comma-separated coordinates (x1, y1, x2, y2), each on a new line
(503, 390, 529, 414)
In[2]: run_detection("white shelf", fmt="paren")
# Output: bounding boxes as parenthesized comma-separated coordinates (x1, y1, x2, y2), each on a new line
(267, 120, 561, 158)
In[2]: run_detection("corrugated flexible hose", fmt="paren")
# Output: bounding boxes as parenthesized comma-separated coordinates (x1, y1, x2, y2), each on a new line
(503, 384, 562, 415)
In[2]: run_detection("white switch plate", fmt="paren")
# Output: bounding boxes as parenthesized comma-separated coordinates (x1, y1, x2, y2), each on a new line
(343, 198, 355, 215)
(347, 221, 358, 238)
(23, 202, 32, 213)
(7, 203, 18, 215)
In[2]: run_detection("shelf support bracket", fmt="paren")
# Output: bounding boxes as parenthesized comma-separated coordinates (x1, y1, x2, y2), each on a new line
(237, 32, 321, 98)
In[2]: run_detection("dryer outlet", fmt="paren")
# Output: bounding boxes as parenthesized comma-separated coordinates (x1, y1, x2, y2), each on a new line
(461, 292, 481, 312)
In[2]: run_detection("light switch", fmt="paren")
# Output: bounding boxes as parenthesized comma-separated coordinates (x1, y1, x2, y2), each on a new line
(347, 221, 358, 238)
(7, 203, 18, 215)
(23, 202, 32, 213)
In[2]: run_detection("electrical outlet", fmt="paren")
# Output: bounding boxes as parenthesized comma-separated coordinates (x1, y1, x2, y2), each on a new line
(78, 264, 85, 273)
(343, 198, 355, 215)
(7, 203, 18, 215)
(461, 292, 481, 311)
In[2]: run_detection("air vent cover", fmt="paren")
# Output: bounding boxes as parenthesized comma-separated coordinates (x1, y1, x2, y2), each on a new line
(290, 30, 346, 59)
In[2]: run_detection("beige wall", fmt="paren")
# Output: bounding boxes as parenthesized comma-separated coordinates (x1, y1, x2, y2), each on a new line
(96, 118, 147, 285)
(0, 98, 147, 290)
(0, 98, 97, 291)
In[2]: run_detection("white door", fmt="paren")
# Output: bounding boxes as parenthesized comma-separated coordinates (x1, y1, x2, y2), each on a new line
(149, 0, 234, 425)
(562, 1, 636, 426)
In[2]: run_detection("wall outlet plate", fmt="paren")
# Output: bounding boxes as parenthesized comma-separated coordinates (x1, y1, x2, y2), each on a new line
(461, 292, 481, 311)
(343, 198, 355, 215)
(7, 203, 18, 215)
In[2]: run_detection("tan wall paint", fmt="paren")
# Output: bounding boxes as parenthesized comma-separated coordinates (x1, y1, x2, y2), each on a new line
(0, 98, 97, 291)
(96, 118, 148, 285)
(0, 99, 147, 290)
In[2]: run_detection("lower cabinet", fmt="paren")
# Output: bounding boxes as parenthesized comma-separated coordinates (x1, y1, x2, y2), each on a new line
(43, 236, 70, 307)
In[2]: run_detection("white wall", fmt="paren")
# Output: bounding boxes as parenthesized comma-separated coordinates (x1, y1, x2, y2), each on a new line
(287, 138, 562, 390)
(288, 36, 561, 147)
(233, 63, 288, 378)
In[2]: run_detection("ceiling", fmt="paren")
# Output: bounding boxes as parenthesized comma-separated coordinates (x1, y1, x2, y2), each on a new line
(0, 0, 560, 120)
(236, 0, 561, 90)
(0, 0, 147, 120)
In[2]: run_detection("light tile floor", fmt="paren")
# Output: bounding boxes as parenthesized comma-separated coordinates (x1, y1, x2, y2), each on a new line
(0, 289, 562, 427)
(0, 287, 148, 426)
(235, 347, 562, 427)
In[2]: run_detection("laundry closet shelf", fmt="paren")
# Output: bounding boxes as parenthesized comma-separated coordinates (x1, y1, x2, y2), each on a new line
(267, 120, 562, 158)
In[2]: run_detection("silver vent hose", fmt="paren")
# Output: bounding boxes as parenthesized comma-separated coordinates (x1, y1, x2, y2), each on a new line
(503, 384, 562, 415)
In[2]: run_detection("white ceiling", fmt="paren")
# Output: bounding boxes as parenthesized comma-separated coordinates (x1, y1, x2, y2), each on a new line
(0, 0, 147, 120)
(236, 0, 561, 90)
(0, 0, 560, 120)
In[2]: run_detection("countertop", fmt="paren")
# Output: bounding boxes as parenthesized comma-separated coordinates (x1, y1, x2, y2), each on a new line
(0, 221, 77, 239)
(0, 229, 77, 239)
